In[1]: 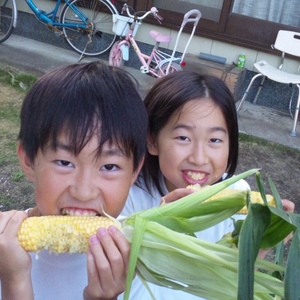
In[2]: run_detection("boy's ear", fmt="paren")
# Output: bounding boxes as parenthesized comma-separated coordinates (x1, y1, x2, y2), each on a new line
(131, 156, 144, 185)
(17, 142, 36, 183)
(147, 133, 159, 155)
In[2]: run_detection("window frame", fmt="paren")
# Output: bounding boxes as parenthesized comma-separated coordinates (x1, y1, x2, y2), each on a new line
(135, 0, 300, 54)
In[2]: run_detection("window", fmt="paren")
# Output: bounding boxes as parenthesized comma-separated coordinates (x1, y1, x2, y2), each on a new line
(152, 0, 223, 22)
(232, 0, 300, 27)
(138, 0, 300, 53)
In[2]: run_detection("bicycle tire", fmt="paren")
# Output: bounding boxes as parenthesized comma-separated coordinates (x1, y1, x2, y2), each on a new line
(109, 41, 124, 67)
(0, 0, 15, 43)
(158, 62, 182, 77)
(60, 0, 118, 56)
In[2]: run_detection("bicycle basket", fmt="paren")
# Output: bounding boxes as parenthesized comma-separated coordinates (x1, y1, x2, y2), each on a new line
(112, 14, 140, 37)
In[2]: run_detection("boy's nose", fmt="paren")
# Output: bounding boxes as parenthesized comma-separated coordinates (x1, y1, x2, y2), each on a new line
(69, 172, 99, 201)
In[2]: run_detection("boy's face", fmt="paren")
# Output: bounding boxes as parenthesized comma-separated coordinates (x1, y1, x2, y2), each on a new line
(148, 98, 229, 191)
(18, 133, 141, 218)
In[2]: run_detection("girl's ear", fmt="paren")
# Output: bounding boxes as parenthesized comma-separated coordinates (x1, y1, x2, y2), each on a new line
(147, 133, 159, 155)
(17, 142, 36, 183)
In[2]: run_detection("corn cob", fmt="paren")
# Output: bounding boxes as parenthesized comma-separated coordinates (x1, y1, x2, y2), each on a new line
(18, 215, 119, 254)
(206, 190, 275, 214)
(187, 184, 275, 214)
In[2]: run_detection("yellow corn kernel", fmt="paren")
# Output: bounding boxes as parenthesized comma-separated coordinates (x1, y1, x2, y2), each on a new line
(18, 215, 119, 254)
(187, 184, 276, 214)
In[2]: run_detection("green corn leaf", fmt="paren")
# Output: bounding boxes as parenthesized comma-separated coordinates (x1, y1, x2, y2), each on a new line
(238, 203, 271, 300)
(123, 215, 147, 300)
(147, 193, 247, 234)
(284, 213, 300, 299)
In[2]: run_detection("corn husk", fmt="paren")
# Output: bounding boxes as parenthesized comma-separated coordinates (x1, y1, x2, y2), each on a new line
(118, 169, 298, 300)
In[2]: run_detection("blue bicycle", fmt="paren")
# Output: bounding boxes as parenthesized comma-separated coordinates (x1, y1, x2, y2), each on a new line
(0, 0, 120, 56)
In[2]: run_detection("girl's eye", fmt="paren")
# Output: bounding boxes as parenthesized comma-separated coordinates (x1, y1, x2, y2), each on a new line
(56, 160, 73, 167)
(177, 136, 190, 141)
(101, 164, 119, 171)
(210, 138, 222, 143)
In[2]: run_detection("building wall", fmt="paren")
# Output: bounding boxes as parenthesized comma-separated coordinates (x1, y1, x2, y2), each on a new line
(13, 2, 300, 113)
(16, 0, 300, 72)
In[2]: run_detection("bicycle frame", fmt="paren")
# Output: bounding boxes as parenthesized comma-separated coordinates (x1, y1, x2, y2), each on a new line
(24, 0, 89, 29)
(116, 23, 181, 77)
(110, 5, 201, 77)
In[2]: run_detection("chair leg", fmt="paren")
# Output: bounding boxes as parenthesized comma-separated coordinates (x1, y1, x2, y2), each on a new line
(236, 73, 263, 111)
(253, 76, 266, 104)
(290, 84, 300, 137)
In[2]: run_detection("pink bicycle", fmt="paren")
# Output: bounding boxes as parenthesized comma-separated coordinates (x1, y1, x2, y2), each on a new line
(109, 4, 201, 78)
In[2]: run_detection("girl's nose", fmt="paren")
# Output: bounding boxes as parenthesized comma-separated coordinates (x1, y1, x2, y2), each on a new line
(69, 172, 99, 202)
(187, 144, 208, 165)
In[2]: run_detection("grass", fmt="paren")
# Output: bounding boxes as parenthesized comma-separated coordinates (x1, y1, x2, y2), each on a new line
(0, 66, 37, 167)
(0, 65, 37, 92)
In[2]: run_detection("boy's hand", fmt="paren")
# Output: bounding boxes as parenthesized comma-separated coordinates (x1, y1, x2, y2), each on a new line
(0, 210, 34, 299)
(84, 226, 130, 300)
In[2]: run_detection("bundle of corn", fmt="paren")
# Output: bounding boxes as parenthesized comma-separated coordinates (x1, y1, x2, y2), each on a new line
(17, 169, 298, 299)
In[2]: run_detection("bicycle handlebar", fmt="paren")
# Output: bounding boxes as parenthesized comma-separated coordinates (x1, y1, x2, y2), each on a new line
(121, 4, 163, 24)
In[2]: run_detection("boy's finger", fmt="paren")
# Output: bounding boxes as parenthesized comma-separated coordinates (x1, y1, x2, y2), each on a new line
(107, 226, 130, 267)
(0, 211, 27, 235)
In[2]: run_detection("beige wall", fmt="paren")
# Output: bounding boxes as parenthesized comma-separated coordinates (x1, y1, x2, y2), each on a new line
(135, 22, 300, 73)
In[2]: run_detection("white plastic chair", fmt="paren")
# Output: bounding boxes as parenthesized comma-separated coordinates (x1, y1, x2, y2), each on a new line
(236, 30, 300, 137)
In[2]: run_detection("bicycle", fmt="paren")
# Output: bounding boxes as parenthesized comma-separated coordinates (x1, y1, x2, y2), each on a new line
(0, 0, 122, 56)
(109, 4, 201, 77)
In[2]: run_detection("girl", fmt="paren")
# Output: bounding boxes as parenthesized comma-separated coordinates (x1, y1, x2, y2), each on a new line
(121, 70, 294, 299)
(123, 71, 249, 242)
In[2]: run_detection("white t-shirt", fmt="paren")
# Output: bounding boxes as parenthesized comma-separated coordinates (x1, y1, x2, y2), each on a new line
(120, 174, 250, 300)
(0, 250, 152, 300)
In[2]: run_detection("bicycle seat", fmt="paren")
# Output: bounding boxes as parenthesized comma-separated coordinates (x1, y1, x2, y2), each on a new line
(149, 30, 171, 43)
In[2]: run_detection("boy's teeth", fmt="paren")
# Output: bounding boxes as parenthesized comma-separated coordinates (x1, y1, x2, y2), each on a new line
(61, 208, 98, 216)
(187, 171, 205, 180)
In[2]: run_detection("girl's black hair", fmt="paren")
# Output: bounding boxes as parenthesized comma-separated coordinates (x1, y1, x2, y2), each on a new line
(18, 61, 148, 171)
(141, 70, 239, 195)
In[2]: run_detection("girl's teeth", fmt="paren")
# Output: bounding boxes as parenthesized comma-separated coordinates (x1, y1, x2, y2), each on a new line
(187, 172, 205, 180)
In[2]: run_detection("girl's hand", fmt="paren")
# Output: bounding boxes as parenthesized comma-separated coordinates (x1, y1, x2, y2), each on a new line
(160, 187, 195, 205)
(84, 226, 130, 300)
(0, 210, 34, 299)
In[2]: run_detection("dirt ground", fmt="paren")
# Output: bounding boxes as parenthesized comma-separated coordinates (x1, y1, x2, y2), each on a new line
(0, 82, 300, 214)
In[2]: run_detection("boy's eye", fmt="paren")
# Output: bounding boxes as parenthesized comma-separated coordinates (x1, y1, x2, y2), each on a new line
(101, 164, 119, 171)
(57, 160, 73, 167)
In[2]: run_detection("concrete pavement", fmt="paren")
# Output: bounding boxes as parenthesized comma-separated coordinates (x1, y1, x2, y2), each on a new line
(0, 34, 299, 151)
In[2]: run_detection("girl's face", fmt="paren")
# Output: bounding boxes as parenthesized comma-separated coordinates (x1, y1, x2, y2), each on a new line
(148, 98, 230, 192)
(18, 133, 142, 218)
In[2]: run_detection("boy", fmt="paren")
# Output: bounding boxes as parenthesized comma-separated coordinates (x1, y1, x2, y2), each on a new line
(0, 61, 148, 300)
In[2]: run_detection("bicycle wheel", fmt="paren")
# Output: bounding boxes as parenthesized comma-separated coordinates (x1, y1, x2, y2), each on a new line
(158, 62, 182, 77)
(60, 0, 117, 56)
(0, 0, 15, 43)
(109, 41, 123, 67)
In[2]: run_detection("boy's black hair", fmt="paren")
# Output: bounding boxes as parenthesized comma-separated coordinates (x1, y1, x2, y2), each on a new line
(18, 61, 148, 171)
(141, 71, 239, 195)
